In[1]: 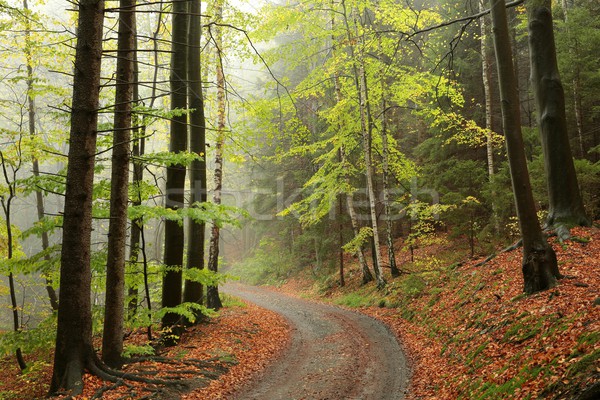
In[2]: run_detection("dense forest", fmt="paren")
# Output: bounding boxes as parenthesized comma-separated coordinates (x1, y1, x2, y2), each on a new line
(0, 0, 598, 398)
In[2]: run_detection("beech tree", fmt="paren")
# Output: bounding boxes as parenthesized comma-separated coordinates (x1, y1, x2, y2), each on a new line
(183, 0, 207, 318)
(526, 0, 590, 238)
(162, 0, 189, 333)
(49, 0, 106, 394)
(488, 0, 560, 294)
(102, 0, 136, 368)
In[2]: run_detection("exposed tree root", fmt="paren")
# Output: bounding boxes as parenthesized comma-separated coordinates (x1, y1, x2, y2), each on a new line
(83, 353, 236, 399)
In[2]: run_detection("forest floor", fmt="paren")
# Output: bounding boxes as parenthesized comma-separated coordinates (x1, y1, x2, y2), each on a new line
(0, 298, 290, 399)
(273, 223, 600, 399)
(1, 224, 598, 399)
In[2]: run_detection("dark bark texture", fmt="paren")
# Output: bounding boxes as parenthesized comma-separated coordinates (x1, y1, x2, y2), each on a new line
(488, 0, 559, 294)
(161, 0, 189, 332)
(183, 0, 207, 318)
(49, 0, 105, 394)
(102, 0, 136, 368)
(527, 0, 590, 236)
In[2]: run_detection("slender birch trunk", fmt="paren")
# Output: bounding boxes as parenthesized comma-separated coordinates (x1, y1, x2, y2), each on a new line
(206, 0, 225, 310)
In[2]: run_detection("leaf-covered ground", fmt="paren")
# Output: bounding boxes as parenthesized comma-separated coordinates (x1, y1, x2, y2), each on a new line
(278, 224, 600, 399)
(0, 300, 290, 399)
(1, 226, 598, 399)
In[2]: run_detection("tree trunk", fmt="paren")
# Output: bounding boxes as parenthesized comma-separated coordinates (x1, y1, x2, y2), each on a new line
(338, 195, 345, 287)
(357, 63, 385, 289)
(332, 6, 372, 284)
(206, 0, 225, 311)
(479, 0, 500, 235)
(488, 0, 560, 294)
(23, 0, 59, 310)
(127, 39, 142, 320)
(49, 0, 105, 394)
(342, 3, 385, 288)
(380, 95, 399, 278)
(102, 0, 135, 368)
(560, 0, 586, 158)
(526, 0, 589, 237)
(0, 153, 27, 370)
(161, 0, 189, 333)
(183, 0, 207, 318)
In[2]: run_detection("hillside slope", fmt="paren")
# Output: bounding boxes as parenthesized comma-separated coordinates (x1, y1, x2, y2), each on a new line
(280, 225, 600, 399)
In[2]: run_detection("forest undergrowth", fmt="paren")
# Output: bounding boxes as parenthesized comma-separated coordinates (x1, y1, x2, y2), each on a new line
(0, 299, 290, 399)
(276, 224, 600, 400)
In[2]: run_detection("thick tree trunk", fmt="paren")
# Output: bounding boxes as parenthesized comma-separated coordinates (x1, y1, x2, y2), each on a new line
(526, 0, 590, 236)
(206, 0, 225, 311)
(488, 0, 560, 294)
(102, 0, 135, 368)
(162, 0, 189, 332)
(183, 0, 207, 317)
(49, 0, 105, 394)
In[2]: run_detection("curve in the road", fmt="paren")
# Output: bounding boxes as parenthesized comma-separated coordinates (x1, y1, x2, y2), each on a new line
(225, 284, 410, 400)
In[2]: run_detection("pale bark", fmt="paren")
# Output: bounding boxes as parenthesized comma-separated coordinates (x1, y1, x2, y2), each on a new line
(207, 0, 225, 310)
(479, 0, 500, 234)
(331, 8, 373, 284)
(341, 1, 385, 287)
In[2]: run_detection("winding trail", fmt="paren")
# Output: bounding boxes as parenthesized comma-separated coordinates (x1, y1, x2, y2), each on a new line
(224, 284, 410, 400)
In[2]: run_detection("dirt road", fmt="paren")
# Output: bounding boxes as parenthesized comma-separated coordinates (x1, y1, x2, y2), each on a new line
(224, 284, 410, 400)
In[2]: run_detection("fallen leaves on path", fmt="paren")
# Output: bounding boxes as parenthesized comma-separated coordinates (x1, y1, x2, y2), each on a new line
(279, 224, 600, 399)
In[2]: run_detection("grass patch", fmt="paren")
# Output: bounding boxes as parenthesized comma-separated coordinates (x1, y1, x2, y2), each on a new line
(221, 293, 247, 308)
(333, 292, 374, 308)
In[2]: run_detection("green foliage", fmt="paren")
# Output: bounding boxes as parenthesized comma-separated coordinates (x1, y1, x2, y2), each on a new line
(128, 202, 247, 227)
(0, 315, 56, 356)
(228, 238, 297, 285)
(136, 150, 203, 167)
(122, 344, 155, 358)
(342, 227, 373, 255)
(156, 302, 216, 325)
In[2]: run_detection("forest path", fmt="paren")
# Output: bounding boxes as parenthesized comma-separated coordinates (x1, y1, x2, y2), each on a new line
(223, 283, 410, 400)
